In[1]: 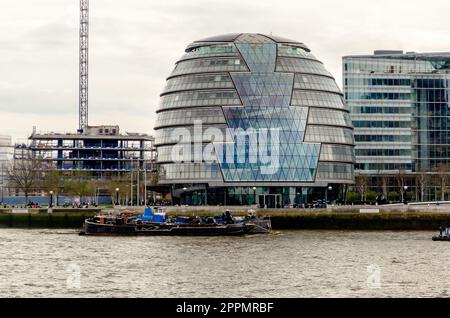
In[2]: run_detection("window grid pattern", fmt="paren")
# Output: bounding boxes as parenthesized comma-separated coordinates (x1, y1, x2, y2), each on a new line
(305, 126, 354, 144)
(277, 44, 318, 60)
(155, 107, 226, 128)
(291, 91, 345, 109)
(276, 57, 332, 77)
(294, 74, 341, 93)
(355, 149, 411, 156)
(159, 163, 220, 180)
(355, 135, 411, 143)
(319, 144, 355, 162)
(355, 163, 412, 171)
(156, 34, 355, 185)
(159, 90, 241, 110)
(170, 58, 248, 77)
(353, 121, 411, 128)
(308, 108, 352, 127)
(215, 43, 321, 182)
(163, 74, 234, 94)
(350, 106, 411, 114)
(154, 126, 228, 146)
(317, 162, 354, 181)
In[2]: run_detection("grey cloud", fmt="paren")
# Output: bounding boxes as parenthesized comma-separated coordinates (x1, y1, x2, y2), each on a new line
(1, 0, 450, 142)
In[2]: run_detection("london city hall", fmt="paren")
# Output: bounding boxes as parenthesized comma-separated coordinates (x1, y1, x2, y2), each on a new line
(154, 33, 354, 207)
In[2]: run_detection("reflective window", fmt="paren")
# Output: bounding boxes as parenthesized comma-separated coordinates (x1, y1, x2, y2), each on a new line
(292, 91, 345, 109)
(308, 108, 352, 127)
(155, 107, 226, 128)
(276, 57, 332, 77)
(305, 126, 354, 144)
(170, 58, 248, 77)
(154, 125, 228, 146)
(354, 135, 411, 142)
(159, 163, 220, 180)
(355, 149, 411, 156)
(294, 74, 341, 93)
(185, 44, 238, 55)
(277, 44, 318, 60)
(319, 144, 355, 162)
(159, 90, 241, 110)
(355, 163, 412, 171)
(350, 106, 411, 114)
(316, 162, 354, 181)
(353, 121, 411, 128)
(163, 74, 234, 93)
(345, 77, 411, 87)
(346, 92, 411, 100)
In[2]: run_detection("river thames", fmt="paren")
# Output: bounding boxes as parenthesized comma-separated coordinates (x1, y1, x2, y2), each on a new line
(0, 229, 449, 297)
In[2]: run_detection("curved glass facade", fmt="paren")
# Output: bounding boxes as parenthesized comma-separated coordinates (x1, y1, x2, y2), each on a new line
(155, 33, 354, 206)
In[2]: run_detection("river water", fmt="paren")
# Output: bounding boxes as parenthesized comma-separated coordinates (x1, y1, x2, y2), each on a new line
(0, 229, 449, 297)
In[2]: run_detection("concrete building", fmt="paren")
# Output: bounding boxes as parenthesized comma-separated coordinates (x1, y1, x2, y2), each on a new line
(0, 135, 13, 200)
(155, 33, 355, 207)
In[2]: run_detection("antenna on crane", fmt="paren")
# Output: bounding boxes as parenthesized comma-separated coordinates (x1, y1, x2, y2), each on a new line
(79, 0, 89, 133)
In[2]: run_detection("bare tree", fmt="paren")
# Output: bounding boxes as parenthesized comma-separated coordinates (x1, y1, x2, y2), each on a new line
(396, 169, 407, 203)
(415, 171, 429, 202)
(355, 175, 369, 202)
(376, 158, 388, 197)
(7, 159, 42, 204)
(432, 164, 450, 201)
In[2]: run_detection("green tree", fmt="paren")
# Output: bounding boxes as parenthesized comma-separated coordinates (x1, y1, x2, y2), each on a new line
(345, 191, 359, 204)
(42, 171, 64, 206)
(388, 191, 399, 202)
(64, 172, 95, 205)
(365, 191, 379, 203)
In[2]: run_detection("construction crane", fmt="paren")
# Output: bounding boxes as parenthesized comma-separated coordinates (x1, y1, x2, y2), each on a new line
(79, 0, 89, 132)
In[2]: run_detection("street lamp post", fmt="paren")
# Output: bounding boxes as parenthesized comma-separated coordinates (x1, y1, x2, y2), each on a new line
(252, 186, 257, 205)
(115, 188, 120, 205)
(183, 187, 187, 205)
(49, 191, 53, 208)
(325, 185, 332, 205)
(403, 185, 408, 204)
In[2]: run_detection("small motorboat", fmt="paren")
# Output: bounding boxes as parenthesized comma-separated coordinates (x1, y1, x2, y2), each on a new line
(79, 208, 271, 236)
(432, 227, 450, 241)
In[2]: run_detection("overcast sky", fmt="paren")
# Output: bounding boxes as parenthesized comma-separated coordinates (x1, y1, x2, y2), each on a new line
(1, 0, 449, 142)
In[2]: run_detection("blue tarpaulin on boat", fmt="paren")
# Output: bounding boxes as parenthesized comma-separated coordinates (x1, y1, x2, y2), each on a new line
(175, 216, 190, 224)
(144, 207, 152, 216)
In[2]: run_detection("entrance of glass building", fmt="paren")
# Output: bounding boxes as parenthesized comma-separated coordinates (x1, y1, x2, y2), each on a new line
(258, 194, 282, 208)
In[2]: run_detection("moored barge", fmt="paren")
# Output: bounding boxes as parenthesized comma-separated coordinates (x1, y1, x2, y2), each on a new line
(80, 208, 271, 236)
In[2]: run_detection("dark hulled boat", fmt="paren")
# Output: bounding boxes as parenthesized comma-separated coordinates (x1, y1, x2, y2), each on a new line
(80, 208, 271, 236)
(432, 227, 450, 241)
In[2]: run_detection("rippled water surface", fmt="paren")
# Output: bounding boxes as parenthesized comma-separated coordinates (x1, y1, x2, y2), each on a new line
(0, 229, 449, 297)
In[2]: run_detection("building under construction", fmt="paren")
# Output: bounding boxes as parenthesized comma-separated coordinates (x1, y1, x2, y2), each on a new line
(12, 1, 158, 204)
(23, 126, 155, 178)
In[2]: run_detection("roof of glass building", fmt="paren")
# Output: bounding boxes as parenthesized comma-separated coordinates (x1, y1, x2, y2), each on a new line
(187, 33, 310, 52)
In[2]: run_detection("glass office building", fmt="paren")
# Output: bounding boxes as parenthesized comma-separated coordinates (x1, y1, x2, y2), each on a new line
(155, 33, 354, 207)
(344, 50, 450, 195)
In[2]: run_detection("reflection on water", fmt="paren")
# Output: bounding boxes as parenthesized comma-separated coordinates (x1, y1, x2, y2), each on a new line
(0, 229, 449, 297)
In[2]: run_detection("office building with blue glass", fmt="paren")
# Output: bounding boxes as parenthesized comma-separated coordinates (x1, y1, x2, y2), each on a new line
(155, 33, 354, 207)
(344, 50, 450, 197)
